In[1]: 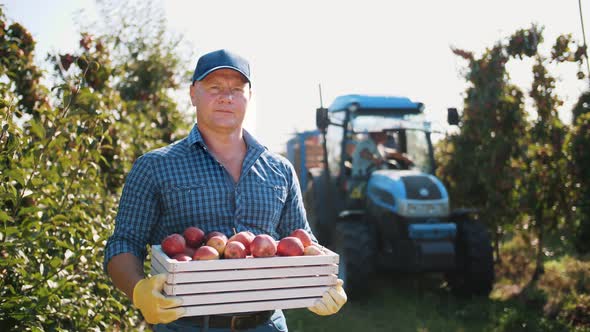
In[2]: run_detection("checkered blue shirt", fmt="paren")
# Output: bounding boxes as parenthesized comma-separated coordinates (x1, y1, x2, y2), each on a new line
(104, 124, 312, 269)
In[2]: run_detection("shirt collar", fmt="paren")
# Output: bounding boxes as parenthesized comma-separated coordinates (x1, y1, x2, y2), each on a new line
(187, 123, 204, 147)
(187, 123, 267, 152)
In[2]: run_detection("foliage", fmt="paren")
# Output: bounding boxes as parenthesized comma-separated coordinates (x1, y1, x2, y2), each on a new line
(0, 11, 48, 118)
(570, 91, 590, 122)
(0, 1, 190, 330)
(435, 23, 589, 329)
(493, 233, 590, 331)
(540, 256, 590, 319)
(550, 34, 588, 79)
(436, 27, 535, 258)
(549, 32, 590, 255)
(566, 112, 590, 253)
(437, 23, 588, 262)
(520, 53, 569, 280)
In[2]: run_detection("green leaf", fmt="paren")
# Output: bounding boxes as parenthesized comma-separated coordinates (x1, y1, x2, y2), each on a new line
(29, 120, 46, 139)
(49, 256, 61, 268)
(5, 169, 26, 187)
(1, 226, 18, 237)
(0, 210, 13, 222)
(52, 214, 69, 223)
(30, 176, 44, 187)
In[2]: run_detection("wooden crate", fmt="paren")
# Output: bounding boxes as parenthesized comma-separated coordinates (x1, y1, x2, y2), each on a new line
(150, 245, 339, 316)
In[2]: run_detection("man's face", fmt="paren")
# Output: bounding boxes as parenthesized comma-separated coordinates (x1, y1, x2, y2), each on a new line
(371, 132, 387, 144)
(189, 68, 251, 133)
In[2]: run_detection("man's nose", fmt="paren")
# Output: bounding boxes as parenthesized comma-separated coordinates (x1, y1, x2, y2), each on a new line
(218, 88, 233, 102)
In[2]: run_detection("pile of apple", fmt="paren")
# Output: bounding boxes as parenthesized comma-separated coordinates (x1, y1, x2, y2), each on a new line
(160, 227, 325, 261)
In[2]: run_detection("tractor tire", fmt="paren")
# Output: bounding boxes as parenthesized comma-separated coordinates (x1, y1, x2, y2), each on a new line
(333, 221, 376, 300)
(305, 174, 329, 244)
(446, 220, 494, 296)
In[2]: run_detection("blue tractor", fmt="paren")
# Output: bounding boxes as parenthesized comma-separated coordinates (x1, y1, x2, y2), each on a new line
(308, 94, 494, 298)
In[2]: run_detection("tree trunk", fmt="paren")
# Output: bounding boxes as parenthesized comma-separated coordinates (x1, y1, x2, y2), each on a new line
(531, 208, 545, 282)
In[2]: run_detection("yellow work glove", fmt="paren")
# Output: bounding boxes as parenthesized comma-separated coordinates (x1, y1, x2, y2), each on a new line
(133, 274, 185, 324)
(308, 279, 347, 316)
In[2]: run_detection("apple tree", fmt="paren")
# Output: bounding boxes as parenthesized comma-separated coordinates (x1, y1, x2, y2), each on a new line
(436, 28, 532, 262)
(567, 93, 590, 254)
(0, 1, 190, 330)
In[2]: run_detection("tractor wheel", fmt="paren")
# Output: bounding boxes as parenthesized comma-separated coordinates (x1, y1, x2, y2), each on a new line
(333, 221, 375, 300)
(305, 174, 329, 244)
(446, 220, 494, 296)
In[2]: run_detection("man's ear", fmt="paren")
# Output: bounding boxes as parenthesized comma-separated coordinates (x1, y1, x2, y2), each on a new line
(189, 83, 198, 106)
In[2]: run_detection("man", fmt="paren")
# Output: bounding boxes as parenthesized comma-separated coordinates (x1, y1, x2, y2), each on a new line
(382, 131, 414, 168)
(351, 131, 386, 177)
(104, 49, 346, 331)
(351, 131, 412, 177)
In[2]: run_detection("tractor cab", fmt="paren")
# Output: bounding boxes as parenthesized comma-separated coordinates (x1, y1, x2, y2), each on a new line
(317, 95, 436, 209)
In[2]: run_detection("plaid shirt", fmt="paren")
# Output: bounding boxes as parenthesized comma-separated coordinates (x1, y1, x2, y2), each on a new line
(104, 124, 312, 269)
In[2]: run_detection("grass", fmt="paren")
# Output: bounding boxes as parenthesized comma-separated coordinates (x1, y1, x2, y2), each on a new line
(284, 272, 573, 332)
(287, 273, 500, 332)
(284, 235, 590, 332)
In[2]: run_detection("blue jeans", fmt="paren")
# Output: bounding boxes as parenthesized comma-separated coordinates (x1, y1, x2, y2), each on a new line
(152, 310, 288, 332)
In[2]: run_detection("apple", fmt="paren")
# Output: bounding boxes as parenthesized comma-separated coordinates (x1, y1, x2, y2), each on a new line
(277, 237, 304, 256)
(183, 226, 205, 248)
(205, 231, 227, 243)
(161, 233, 186, 257)
(207, 235, 227, 256)
(228, 231, 255, 254)
(224, 241, 247, 259)
(290, 229, 313, 248)
(304, 244, 324, 256)
(250, 234, 277, 257)
(183, 246, 196, 258)
(172, 253, 192, 261)
(193, 246, 220, 260)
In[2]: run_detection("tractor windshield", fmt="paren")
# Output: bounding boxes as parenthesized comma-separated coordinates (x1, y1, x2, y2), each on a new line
(350, 114, 433, 173)
(350, 112, 426, 131)
(404, 129, 432, 173)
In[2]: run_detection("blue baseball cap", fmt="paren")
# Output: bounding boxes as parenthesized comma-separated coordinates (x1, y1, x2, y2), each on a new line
(192, 49, 251, 85)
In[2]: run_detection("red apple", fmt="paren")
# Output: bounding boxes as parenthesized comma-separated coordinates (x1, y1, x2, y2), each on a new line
(228, 231, 255, 254)
(161, 233, 186, 257)
(290, 229, 313, 248)
(207, 235, 227, 256)
(172, 253, 193, 261)
(224, 241, 247, 259)
(183, 246, 196, 258)
(205, 231, 227, 243)
(304, 244, 324, 256)
(277, 237, 304, 256)
(183, 226, 205, 248)
(193, 246, 220, 260)
(250, 234, 277, 257)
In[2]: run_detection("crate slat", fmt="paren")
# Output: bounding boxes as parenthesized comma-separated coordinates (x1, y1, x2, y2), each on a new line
(152, 245, 339, 272)
(151, 257, 166, 276)
(158, 264, 338, 284)
(176, 286, 329, 306)
(181, 298, 319, 316)
(164, 275, 337, 295)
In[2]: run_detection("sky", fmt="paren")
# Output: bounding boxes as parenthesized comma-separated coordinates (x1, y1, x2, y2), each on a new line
(3, 0, 589, 152)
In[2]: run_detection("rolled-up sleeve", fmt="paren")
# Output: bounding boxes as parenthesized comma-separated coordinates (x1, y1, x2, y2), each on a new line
(103, 155, 161, 272)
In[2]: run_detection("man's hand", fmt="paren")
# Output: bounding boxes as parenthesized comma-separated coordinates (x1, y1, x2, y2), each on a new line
(133, 274, 185, 324)
(308, 279, 347, 316)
